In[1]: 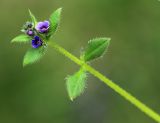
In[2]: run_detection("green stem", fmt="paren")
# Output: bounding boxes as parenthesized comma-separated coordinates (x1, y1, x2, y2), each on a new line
(48, 41, 160, 123)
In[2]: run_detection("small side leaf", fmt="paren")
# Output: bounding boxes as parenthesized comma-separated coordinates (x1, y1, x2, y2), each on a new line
(66, 69, 87, 101)
(28, 9, 37, 26)
(83, 38, 111, 62)
(11, 35, 32, 43)
(23, 46, 46, 67)
(47, 8, 62, 38)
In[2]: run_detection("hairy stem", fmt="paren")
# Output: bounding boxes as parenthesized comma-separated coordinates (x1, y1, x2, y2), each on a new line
(48, 41, 160, 123)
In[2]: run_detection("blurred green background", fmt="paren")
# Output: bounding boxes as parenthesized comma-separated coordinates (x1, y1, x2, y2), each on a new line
(0, 0, 160, 123)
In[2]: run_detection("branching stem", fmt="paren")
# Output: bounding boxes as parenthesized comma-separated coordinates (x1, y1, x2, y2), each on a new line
(49, 41, 160, 123)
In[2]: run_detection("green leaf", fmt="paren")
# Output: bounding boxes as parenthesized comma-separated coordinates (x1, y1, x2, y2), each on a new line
(47, 8, 62, 38)
(28, 9, 37, 26)
(83, 38, 111, 62)
(23, 46, 46, 67)
(66, 68, 87, 101)
(11, 34, 32, 43)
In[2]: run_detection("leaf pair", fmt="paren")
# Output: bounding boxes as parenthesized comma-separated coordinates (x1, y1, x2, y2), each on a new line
(11, 8, 62, 66)
(66, 38, 110, 100)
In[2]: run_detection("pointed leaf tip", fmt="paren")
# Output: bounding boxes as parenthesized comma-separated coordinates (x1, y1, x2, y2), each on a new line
(28, 9, 37, 26)
(47, 8, 62, 39)
(11, 35, 32, 43)
(66, 69, 87, 101)
(70, 97, 74, 101)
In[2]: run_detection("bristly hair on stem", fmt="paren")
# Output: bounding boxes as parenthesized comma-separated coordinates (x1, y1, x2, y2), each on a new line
(11, 8, 160, 123)
(48, 41, 160, 123)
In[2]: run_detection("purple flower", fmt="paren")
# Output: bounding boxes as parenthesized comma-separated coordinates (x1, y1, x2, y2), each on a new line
(32, 36, 43, 48)
(26, 29, 34, 36)
(35, 21, 50, 33)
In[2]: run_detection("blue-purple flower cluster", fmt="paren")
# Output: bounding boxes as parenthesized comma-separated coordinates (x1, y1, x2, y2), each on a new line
(22, 21, 50, 48)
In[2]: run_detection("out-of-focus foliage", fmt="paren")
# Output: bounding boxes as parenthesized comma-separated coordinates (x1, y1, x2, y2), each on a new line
(0, 0, 160, 123)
